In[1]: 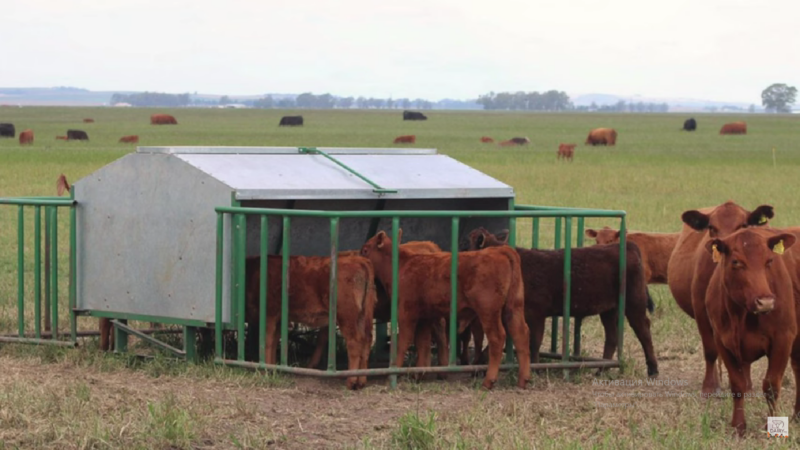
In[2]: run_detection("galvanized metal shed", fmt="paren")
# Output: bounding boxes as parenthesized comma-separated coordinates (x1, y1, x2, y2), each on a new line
(73, 146, 515, 327)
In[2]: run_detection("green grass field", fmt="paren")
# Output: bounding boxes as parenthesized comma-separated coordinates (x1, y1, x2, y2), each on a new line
(1, 107, 799, 449)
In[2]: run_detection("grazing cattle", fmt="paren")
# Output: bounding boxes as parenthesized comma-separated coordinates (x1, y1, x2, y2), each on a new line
(360, 230, 531, 389)
(278, 115, 303, 126)
(244, 255, 377, 390)
(55, 136, 68, 140)
(585, 128, 617, 146)
(683, 118, 697, 131)
(310, 240, 445, 371)
(557, 143, 576, 161)
(19, 129, 33, 145)
(499, 137, 530, 147)
(463, 228, 658, 377)
(402, 110, 427, 121)
(703, 228, 799, 436)
(119, 135, 139, 144)
(150, 114, 178, 125)
(0, 123, 14, 138)
(393, 135, 416, 144)
(585, 227, 679, 284)
(83, 118, 95, 123)
(67, 129, 89, 141)
(719, 121, 746, 135)
(667, 201, 774, 394)
(480, 136, 494, 143)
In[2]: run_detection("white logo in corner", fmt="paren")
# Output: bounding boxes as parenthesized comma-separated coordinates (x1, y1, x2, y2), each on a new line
(768, 417, 788, 438)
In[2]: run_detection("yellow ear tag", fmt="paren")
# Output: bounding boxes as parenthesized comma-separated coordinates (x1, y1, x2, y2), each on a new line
(759, 215, 768, 225)
(774, 240, 785, 255)
(712, 244, 721, 263)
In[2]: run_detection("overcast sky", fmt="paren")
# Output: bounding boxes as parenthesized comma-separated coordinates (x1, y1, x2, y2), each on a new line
(4, 0, 797, 103)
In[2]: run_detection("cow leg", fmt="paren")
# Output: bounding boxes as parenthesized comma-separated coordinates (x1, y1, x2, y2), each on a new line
(99, 318, 112, 351)
(394, 318, 418, 370)
(717, 342, 748, 437)
(458, 327, 471, 365)
(763, 342, 791, 419)
(340, 323, 364, 390)
(504, 307, 531, 388)
(471, 321, 485, 365)
(694, 306, 721, 395)
(792, 350, 800, 420)
(741, 362, 752, 393)
(478, 311, 506, 390)
(414, 321, 433, 381)
(306, 327, 327, 369)
(624, 308, 659, 377)
(598, 310, 619, 369)
(431, 319, 449, 370)
(573, 317, 583, 356)
(265, 317, 280, 365)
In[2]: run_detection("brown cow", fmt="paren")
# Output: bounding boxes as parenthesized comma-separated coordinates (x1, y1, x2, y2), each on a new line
(393, 135, 416, 144)
(150, 114, 178, 125)
(585, 128, 617, 146)
(585, 227, 679, 284)
(463, 228, 658, 377)
(557, 143, 575, 161)
(480, 136, 494, 143)
(498, 137, 530, 147)
(719, 121, 746, 135)
(667, 201, 774, 394)
(83, 118, 95, 123)
(360, 230, 531, 389)
(704, 228, 799, 436)
(119, 135, 139, 144)
(19, 129, 33, 145)
(55, 136, 68, 140)
(244, 255, 377, 390)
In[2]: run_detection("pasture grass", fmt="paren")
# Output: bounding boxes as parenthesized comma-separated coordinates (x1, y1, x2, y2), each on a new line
(1, 107, 800, 448)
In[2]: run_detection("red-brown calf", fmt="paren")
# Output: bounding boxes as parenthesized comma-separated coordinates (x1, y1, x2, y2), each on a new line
(119, 135, 139, 144)
(557, 143, 575, 161)
(719, 121, 746, 135)
(19, 129, 33, 145)
(393, 135, 416, 144)
(585, 128, 617, 146)
(480, 136, 494, 143)
(585, 227, 679, 284)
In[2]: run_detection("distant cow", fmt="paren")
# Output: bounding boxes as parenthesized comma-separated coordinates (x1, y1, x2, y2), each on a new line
(150, 114, 178, 125)
(67, 129, 89, 141)
(402, 111, 427, 121)
(55, 136, 68, 140)
(557, 143, 575, 161)
(19, 129, 33, 145)
(119, 135, 139, 144)
(585, 227, 679, 284)
(278, 115, 303, 126)
(83, 118, 95, 123)
(682, 118, 697, 131)
(586, 128, 617, 146)
(499, 137, 530, 146)
(0, 123, 14, 138)
(393, 135, 416, 144)
(480, 136, 494, 143)
(719, 121, 746, 135)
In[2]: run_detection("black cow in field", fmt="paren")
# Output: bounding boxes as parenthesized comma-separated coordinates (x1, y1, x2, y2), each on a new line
(682, 118, 697, 131)
(67, 129, 89, 140)
(279, 115, 304, 126)
(403, 110, 427, 121)
(0, 123, 14, 138)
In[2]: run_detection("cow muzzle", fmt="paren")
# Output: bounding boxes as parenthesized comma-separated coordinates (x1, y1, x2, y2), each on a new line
(752, 297, 775, 314)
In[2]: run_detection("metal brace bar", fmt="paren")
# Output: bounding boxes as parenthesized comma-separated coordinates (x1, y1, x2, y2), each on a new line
(111, 320, 186, 358)
(298, 147, 398, 194)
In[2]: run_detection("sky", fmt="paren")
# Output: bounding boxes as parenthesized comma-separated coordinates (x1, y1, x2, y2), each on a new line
(3, 0, 798, 103)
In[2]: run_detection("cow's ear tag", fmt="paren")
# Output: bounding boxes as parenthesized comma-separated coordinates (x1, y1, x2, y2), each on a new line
(712, 244, 721, 263)
(774, 240, 785, 255)
(759, 215, 768, 225)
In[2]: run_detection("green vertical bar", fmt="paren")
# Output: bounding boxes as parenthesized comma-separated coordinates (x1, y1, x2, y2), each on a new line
(328, 218, 340, 372)
(617, 216, 627, 365)
(235, 213, 246, 362)
(281, 216, 290, 366)
(507, 198, 516, 247)
(69, 201, 77, 343)
(44, 207, 51, 333)
(215, 213, 224, 359)
(532, 218, 540, 249)
(184, 326, 197, 363)
(17, 205, 25, 337)
(115, 319, 128, 353)
(562, 217, 572, 379)
(575, 216, 584, 355)
(551, 217, 562, 353)
(449, 217, 459, 367)
(34, 206, 41, 339)
(389, 217, 400, 389)
(50, 207, 58, 339)
(259, 215, 268, 366)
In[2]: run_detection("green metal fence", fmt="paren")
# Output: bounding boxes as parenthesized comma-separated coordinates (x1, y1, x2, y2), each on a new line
(213, 205, 627, 387)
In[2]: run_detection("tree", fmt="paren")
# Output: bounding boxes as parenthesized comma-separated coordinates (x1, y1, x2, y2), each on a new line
(218, 95, 231, 105)
(761, 83, 797, 113)
(748, 104, 756, 113)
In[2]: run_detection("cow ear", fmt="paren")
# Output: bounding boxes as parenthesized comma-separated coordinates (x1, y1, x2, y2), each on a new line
(747, 205, 774, 226)
(375, 231, 387, 248)
(768, 234, 796, 255)
(475, 234, 486, 249)
(397, 228, 403, 243)
(495, 229, 510, 244)
(585, 229, 598, 238)
(705, 239, 728, 262)
(682, 210, 710, 231)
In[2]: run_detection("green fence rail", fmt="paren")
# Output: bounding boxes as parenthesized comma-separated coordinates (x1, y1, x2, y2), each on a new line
(213, 205, 627, 387)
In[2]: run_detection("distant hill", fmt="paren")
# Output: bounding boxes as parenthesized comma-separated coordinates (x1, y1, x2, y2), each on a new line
(571, 92, 759, 112)
(0, 87, 136, 106)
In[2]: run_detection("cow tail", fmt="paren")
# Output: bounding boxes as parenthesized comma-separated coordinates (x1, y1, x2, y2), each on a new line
(646, 288, 655, 314)
(503, 248, 525, 316)
(359, 261, 377, 343)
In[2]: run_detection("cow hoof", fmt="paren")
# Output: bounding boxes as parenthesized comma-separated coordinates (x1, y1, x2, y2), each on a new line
(436, 373, 448, 381)
(481, 379, 496, 390)
(346, 378, 360, 390)
(647, 363, 659, 377)
(517, 379, 530, 389)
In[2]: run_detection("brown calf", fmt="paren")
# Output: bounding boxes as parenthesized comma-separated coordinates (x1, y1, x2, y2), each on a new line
(667, 201, 774, 394)
(480, 136, 494, 143)
(585, 227, 679, 284)
(119, 135, 139, 144)
(393, 135, 416, 144)
(83, 118, 95, 123)
(243, 255, 376, 390)
(19, 129, 33, 145)
(704, 228, 799, 436)
(557, 143, 575, 161)
(150, 113, 178, 125)
(499, 137, 530, 146)
(463, 228, 658, 377)
(360, 230, 531, 389)
(585, 128, 617, 146)
(719, 121, 746, 135)
(55, 136, 68, 140)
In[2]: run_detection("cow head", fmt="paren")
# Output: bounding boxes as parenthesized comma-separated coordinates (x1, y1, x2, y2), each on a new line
(681, 201, 774, 238)
(705, 229, 795, 314)
(584, 226, 620, 245)
(360, 229, 403, 260)
(460, 228, 509, 251)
